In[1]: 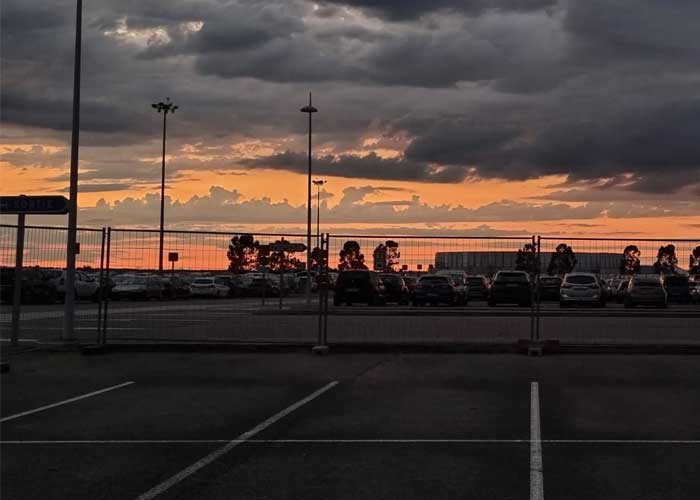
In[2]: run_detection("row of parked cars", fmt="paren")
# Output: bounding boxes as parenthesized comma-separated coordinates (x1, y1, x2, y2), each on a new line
(0, 268, 334, 304)
(331, 269, 700, 308)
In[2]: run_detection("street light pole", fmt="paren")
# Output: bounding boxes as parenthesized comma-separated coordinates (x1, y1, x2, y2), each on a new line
(62, 0, 82, 341)
(300, 93, 317, 306)
(151, 98, 178, 272)
(313, 179, 326, 248)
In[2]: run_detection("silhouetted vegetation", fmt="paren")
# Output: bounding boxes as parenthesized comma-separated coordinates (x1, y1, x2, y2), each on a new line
(653, 244, 678, 274)
(227, 234, 260, 272)
(515, 242, 539, 275)
(688, 245, 700, 275)
(619, 244, 641, 275)
(547, 243, 577, 276)
(339, 240, 367, 270)
(372, 240, 400, 271)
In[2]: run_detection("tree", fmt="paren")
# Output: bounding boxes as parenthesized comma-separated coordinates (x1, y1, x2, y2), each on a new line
(372, 240, 400, 271)
(653, 244, 678, 275)
(690, 245, 700, 275)
(372, 243, 386, 271)
(309, 246, 326, 271)
(227, 234, 260, 272)
(515, 242, 539, 275)
(339, 240, 367, 270)
(547, 243, 577, 276)
(619, 245, 641, 275)
(264, 239, 303, 272)
(385, 240, 400, 271)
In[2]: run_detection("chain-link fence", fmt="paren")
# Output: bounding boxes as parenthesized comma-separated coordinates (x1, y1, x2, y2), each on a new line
(98, 228, 316, 344)
(1, 225, 698, 347)
(0, 224, 106, 342)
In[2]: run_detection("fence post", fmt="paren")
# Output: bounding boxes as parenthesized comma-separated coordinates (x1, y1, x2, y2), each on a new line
(96, 227, 106, 344)
(536, 235, 542, 342)
(312, 232, 330, 354)
(530, 235, 536, 343)
(10, 214, 25, 347)
(101, 227, 112, 345)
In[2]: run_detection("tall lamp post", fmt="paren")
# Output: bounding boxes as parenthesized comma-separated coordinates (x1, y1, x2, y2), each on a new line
(313, 179, 326, 248)
(300, 93, 317, 306)
(151, 98, 178, 272)
(63, 0, 83, 341)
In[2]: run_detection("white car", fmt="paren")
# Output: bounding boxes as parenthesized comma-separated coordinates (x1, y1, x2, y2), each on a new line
(560, 272, 605, 307)
(51, 270, 101, 300)
(189, 277, 230, 298)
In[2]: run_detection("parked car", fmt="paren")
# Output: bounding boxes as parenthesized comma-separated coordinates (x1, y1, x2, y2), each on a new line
(111, 275, 165, 300)
(214, 275, 247, 297)
(296, 271, 318, 293)
(615, 277, 632, 303)
(247, 277, 283, 297)
(488, 271, 532, 307)
(189, 277, 230, 298)
(0, 267, 59, 304)
(537, 276, 562, 302)
(560, 273, 605, 307)
(691, 280, 700, 304)
(466, 275, 489, 300)
(402, 276, 418, 297)
(625, 275, 667, 308)
(435, 269, 468, 304)
(333, 270, 386, 306)
(160, 276, 191, 300)
(413, 275, 460, 306)
(663, 275, 691, 304)
(378, 273, 410, 305)
(49, 270, 101, 301)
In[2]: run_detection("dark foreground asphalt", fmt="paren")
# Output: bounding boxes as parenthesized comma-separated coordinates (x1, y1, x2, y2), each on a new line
(1, 351, 699, 500)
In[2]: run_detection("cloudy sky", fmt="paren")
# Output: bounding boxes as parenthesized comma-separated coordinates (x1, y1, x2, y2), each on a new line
(1, 0, 699, 237)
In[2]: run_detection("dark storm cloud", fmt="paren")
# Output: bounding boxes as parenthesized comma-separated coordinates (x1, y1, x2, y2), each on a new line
(3, 0, 700, 207)
(318, 0, 557, 21)
(241, 151, 472, 183)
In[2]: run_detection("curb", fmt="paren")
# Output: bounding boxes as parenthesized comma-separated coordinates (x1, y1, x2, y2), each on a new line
(79, 341, 700, 355)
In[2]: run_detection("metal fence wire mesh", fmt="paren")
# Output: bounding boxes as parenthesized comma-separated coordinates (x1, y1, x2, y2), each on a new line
(1, 225, 698, 346)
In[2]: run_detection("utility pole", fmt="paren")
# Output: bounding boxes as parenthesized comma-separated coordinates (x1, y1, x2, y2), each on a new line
(313, 179, 326, 248)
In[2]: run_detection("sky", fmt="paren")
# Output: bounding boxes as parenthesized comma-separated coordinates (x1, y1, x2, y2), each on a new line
(1, 0, 699, 239)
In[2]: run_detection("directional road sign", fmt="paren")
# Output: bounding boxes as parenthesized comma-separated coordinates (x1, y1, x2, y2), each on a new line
(0, 195, 70, 215)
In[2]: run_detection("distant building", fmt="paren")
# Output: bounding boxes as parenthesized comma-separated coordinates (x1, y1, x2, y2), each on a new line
(434, 251, 621, 276)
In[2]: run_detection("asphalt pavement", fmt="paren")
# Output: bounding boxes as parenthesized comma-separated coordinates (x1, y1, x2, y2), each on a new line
(1, 351, 699, 499)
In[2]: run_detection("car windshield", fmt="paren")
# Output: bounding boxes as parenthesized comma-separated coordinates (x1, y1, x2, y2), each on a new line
(496, 272, 528, 282)
(565, 275, 596, 285)
(339, 271, 369, 283)
(420, 276, 450, 284)
(540, 277, 561, 285)
(664, 276, 688, 286)
(634, 278, 661, 287)
(194, 278, 213, 285)
(379, 275, 401, 284)
(467, 278, 483, 285)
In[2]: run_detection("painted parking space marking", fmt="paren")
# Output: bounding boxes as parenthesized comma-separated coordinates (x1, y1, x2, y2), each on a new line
(0, 381, 135, 423)
(134, 380, 339, 500)
(530, 381, 544, 500)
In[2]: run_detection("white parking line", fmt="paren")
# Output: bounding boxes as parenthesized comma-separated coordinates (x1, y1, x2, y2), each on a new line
(2, 438, 699, 445)
(134, 380, 339, 500)
(0, 381, 135, 423)
(530, 381, 544, 500)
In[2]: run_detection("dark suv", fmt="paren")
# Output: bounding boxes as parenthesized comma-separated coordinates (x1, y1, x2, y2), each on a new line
(663, 275, 691, 304)
(333, 270, 386, 306)
(378, 273, 410, 305)
(488, 271, 532, 307)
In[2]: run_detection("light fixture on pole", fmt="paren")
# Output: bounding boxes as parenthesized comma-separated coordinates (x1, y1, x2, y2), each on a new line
(151, 97, 178, 272)
(63, 0, 83, 341)
(313, 179, 326, 248)
(300, 93, 317, 306)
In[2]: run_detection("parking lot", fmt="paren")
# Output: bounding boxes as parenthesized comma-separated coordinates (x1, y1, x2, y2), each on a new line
(2, 296, 698, 346)
(2, 350, 699, 499)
